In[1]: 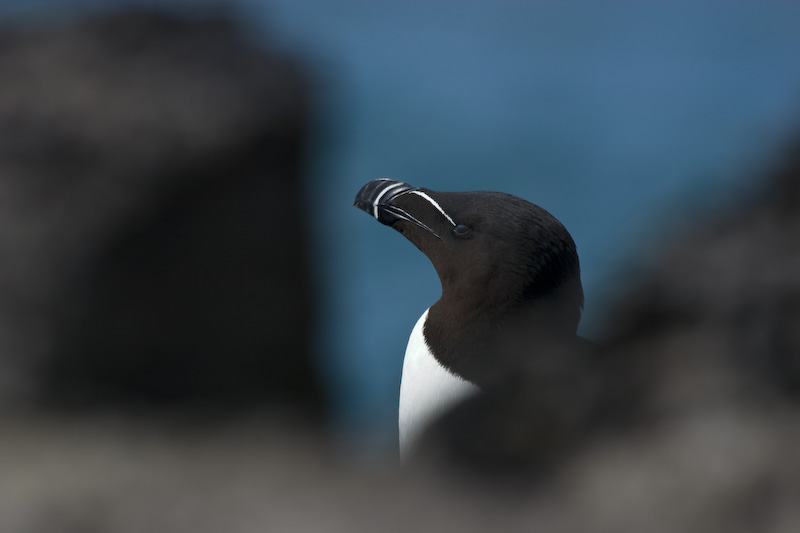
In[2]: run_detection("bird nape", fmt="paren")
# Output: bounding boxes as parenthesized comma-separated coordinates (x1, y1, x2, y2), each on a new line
(354, 178, 594, 465)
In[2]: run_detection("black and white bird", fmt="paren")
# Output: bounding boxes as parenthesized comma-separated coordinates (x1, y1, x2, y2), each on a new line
(354, 178, 586, 461)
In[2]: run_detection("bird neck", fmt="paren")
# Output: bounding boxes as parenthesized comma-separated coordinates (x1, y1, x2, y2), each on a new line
(425, 281, 582, 387)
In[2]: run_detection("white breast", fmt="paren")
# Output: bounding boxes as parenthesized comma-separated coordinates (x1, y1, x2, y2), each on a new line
(398, 308, 480, 462)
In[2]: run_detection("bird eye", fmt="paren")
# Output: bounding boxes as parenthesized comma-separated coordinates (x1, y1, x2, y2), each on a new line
(452, 224, 472, 236)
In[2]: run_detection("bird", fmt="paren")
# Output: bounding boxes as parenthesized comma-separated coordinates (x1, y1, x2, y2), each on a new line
(354, 178, 586, 462)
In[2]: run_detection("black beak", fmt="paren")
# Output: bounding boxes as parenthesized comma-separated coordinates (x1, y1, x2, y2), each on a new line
(354, 178, 442, 239)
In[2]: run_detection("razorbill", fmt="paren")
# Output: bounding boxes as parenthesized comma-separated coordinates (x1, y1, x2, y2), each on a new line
(354, 178, 585, 461)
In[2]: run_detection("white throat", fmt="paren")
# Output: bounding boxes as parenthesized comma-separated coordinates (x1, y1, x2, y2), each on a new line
(398, 308, 480, 462)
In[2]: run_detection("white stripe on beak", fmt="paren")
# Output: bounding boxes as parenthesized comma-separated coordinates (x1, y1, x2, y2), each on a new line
(404, 190, 456, 227)
(373, 182, 406, 220)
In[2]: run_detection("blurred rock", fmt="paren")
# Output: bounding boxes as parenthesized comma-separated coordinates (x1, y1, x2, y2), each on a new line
(606, 137, 800, 410)
(0, 10, 323, 417)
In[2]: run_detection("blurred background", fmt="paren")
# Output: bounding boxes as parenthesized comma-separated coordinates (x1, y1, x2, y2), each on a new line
(1, 1, 800, 530)
(3, 0, 800, 449)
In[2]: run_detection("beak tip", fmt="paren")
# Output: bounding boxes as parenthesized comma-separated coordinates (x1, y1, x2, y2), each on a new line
(354, 178, 410, 218)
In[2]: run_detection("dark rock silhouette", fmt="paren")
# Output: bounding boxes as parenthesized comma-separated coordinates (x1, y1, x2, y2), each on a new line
(0, 10, 322, 417)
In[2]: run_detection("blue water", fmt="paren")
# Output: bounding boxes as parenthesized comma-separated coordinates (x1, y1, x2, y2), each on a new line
(5, 0, 800, 450)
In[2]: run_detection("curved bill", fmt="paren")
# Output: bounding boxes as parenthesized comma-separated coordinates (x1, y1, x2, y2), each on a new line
(354, 178, 442, 240)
